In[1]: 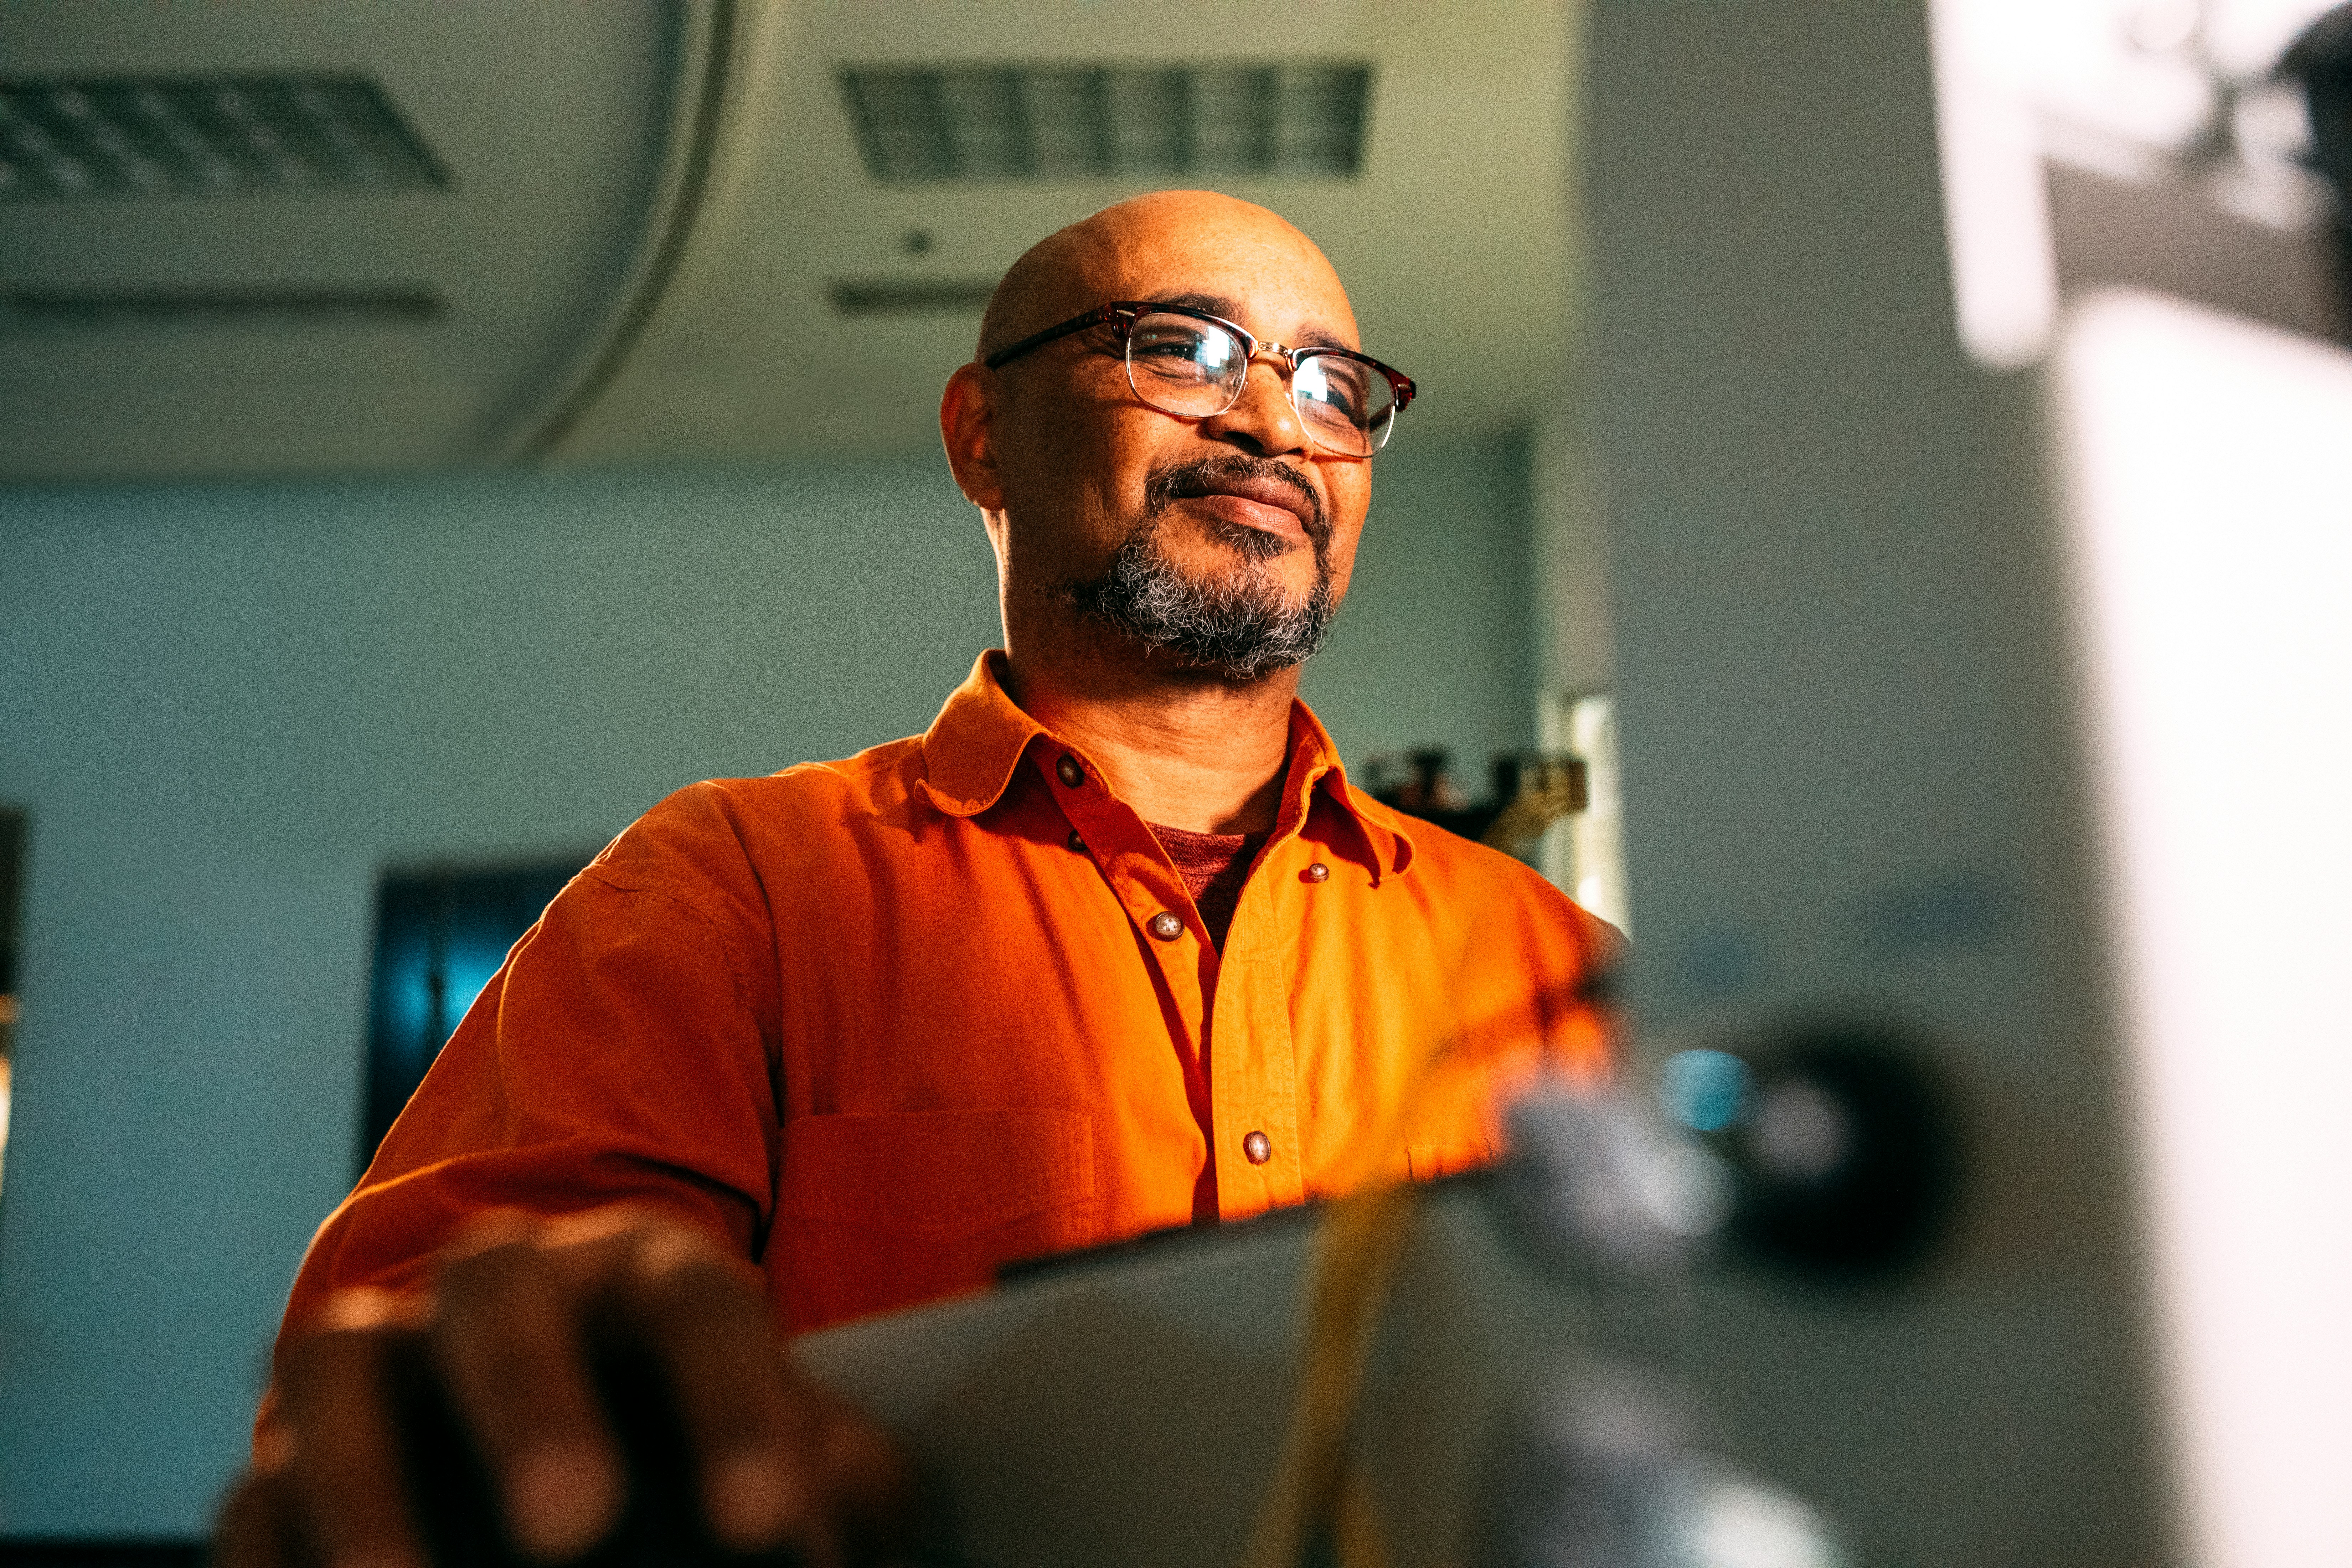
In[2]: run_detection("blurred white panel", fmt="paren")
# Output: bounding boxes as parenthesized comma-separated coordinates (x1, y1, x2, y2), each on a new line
(1929, 0, 2062, 368)
(1927, 0, 2342, 367)
(2056, 288, 2352, 1568)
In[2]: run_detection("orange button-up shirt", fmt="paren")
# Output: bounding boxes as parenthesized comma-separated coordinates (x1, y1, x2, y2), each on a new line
(284, 654, 1616, 1339)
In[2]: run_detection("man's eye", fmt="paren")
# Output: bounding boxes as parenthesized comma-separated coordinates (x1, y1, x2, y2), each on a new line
(1303, 376, 1362, 419)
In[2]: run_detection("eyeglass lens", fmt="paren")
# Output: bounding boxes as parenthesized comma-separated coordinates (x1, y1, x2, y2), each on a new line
(1125, 312, 1394, 456)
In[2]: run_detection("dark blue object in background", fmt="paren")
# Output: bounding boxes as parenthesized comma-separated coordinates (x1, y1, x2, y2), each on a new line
(361, 858, 589, 1176)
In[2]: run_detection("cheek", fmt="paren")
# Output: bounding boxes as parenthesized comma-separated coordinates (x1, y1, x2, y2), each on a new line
(1320, 473, 1372, 595)
(1006, 387, 1154, 519)
(1004, 397, 1090, 494)
(997, 398, 1168, 581)
(1063, 409, 1187, 552)
(1323, 534, 1363, 603)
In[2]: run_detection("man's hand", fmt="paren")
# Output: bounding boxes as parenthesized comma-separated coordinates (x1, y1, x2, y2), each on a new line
(217, 1208, 915, 1568)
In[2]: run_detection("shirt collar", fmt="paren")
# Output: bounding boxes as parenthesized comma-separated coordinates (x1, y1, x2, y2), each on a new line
(917, 650, 1416, 880)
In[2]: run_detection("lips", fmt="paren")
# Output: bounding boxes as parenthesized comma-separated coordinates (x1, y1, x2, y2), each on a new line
(1171, 468, 1322, 540)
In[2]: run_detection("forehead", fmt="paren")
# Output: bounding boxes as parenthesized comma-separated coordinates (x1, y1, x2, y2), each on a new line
(1067, 211, 1361, 351)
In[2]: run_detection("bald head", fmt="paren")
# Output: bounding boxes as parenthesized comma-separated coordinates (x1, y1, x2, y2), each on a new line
(976, 190, 1358, 363)
(939, 188, 1381, 700)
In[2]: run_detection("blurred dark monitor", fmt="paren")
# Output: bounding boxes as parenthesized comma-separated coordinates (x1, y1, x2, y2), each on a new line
(360, 858, 589, 1176)
(0, 807, 24, 1019)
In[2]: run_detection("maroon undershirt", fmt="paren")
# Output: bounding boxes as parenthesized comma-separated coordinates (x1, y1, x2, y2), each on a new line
(1147, 821, 1265, 1223)
(1147, 822, 1267, 952)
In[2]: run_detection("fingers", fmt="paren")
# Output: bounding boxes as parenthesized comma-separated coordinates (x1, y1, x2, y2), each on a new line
(430, 1236, 625, 1560)
(261, 1209, 913, 1568)
(275, 1317, 427, 1568)
(799, 1378, 924, 1563)
(617, 1232, 808, 1553)
(536, 1217, 891, 1559)
(450, 1211, 824, 1556)
(216, 1467, 320, 1568)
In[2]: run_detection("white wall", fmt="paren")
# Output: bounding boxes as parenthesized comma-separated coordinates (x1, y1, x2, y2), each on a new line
(1530, 395, 1613, 700)
(0, 435, 1533, 1533)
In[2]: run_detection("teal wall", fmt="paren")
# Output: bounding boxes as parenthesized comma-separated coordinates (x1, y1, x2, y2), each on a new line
(0, 434, 1532, 1533)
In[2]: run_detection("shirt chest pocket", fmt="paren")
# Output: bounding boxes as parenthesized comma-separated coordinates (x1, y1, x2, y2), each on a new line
(775, 1107, 1096, 1330)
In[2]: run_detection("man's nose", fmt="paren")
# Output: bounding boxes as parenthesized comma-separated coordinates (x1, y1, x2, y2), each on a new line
(1197, 352, 1312, 457)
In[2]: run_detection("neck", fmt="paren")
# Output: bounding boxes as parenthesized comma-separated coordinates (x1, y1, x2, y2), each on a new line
(1001, 629, 1300, 835)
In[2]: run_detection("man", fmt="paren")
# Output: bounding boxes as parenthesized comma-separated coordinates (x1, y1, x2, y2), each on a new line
(221, 190, 1615, 1568)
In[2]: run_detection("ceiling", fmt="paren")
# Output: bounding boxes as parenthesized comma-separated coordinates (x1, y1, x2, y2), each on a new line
(563, 0, 1582, 463)
(0, 1, 697, 478)
(0, 0, 1580, 481)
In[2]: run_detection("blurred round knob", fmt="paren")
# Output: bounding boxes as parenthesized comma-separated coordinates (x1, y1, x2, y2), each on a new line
(1660, 1020, 1959, 1283)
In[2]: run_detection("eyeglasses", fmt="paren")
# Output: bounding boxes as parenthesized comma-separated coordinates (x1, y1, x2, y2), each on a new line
(982, 300, 1417, 458)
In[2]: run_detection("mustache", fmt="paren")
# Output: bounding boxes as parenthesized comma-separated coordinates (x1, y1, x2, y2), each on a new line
(1144, 455, 1329, 547)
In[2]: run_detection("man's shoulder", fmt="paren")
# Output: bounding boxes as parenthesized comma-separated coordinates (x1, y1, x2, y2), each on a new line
(735, 733, 932, 811)
(1343, 786, 1622, 948)
(591, 735, 931, 884)
(678, 733, 925, 811)
(1344, 785, 1544, 890)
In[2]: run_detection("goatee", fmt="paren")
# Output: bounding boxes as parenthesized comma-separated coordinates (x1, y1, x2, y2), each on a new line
(1057, 456, 1336, 682)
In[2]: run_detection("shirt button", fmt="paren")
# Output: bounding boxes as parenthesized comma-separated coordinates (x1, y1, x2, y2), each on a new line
(1243, 1130, 1272, 1164)
(1056, 754, 1085, 788)
(1304, 861, 1330, 882)
(1067, 829, 1086, 852)
(1148, 911, 1184, 941)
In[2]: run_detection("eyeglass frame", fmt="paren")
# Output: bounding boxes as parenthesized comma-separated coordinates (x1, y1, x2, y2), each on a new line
(980, 299, 1418, 456)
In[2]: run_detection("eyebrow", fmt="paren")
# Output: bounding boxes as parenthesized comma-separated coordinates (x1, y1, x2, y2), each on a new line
(1149, 291, 1357, 353)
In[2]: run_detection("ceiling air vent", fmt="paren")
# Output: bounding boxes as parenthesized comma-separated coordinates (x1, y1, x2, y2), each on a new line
(0, 287, 444, 332)
(838, 62, 1371, 184)
(0, 74, 449, 202)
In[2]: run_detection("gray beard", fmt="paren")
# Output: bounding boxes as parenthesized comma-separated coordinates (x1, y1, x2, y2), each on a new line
(1057, 460, 1336, 683)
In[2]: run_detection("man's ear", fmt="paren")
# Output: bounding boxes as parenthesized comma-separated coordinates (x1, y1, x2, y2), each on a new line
(939, 363, 1005, 510)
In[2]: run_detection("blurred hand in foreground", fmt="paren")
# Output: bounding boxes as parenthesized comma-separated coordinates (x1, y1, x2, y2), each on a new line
(217, 1208, 916, 1568)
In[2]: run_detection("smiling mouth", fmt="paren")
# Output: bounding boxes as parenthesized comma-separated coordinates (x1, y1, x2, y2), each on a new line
(1154, 457, 1326, 546)
(1186, 489, 1309, 539)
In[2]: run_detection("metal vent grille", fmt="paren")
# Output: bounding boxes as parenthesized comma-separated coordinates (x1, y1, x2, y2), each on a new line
(0, 287, 444, 332)
(0, 74, 449, 202)
(839, 63, 1371, 184)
